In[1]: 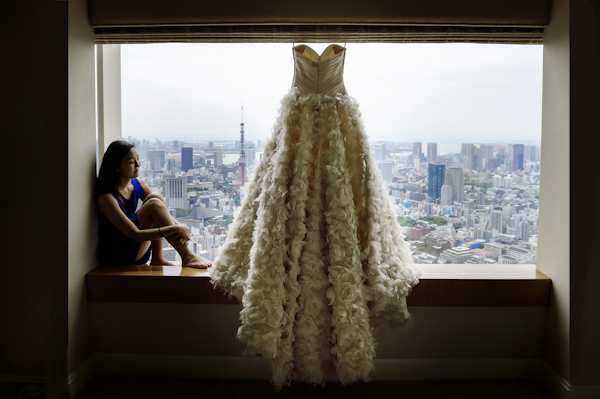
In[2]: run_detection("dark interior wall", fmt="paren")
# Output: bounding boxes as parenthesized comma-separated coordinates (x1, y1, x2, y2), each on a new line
(569, 0, 600, 385)
(0, 0, 69, 396)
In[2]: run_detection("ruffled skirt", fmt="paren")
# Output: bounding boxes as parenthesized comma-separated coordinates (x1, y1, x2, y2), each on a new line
(209, 88, 420, 389)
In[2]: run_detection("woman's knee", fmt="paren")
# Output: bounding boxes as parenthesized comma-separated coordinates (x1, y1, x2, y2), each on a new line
(140, 197, 166, 214)
(144, 192, 165, 204)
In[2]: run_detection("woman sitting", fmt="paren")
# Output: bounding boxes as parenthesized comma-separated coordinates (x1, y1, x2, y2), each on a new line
(95, 140, 211, 268)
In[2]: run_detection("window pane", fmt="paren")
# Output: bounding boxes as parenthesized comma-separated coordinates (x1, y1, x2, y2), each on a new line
(120, 43, 542, 265)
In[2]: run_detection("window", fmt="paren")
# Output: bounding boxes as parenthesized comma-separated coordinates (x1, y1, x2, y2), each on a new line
(113, 42, 542, 265)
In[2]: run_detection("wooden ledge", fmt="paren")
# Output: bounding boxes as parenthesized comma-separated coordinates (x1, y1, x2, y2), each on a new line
(86, 264, 551, 307)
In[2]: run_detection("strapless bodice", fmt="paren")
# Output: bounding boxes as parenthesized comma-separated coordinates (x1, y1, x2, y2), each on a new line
(292, 44, 347, 97)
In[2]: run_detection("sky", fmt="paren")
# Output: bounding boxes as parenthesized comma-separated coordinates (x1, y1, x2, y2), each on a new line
(120, 43, 543, 146)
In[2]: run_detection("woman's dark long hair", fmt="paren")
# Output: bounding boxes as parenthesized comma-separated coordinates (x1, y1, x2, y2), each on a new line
(95, 140, 135, 206)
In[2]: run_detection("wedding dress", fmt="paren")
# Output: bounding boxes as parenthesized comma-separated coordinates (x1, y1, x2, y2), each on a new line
(209, 44, 420, 389)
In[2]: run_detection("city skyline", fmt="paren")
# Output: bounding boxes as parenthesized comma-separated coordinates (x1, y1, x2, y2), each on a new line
(127, 135, 540, 266)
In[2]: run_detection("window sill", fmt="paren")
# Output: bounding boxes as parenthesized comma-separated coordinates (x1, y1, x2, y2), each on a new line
(86, 264, 550, 307)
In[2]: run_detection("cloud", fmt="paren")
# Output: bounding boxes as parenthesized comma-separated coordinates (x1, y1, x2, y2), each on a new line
(120, 42, 542, 145)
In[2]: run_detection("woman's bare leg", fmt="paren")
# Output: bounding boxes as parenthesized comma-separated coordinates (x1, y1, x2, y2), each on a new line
(134, 239, 152, 264)
(140, 192, 176, 265)
(137, 198, 211, 268)
(149, 238, 175, 265)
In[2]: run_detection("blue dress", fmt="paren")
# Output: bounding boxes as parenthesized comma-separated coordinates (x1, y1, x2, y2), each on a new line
(98, 178, 151, 266)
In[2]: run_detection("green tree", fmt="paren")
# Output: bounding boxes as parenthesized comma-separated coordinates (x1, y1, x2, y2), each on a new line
(397, 217, 418, 227)
(445, 260, 452, 264)
(464, 178, 493, 190)
(432, 259, 438, 264)
(524, 244, 531, 250)
(175, 208, 192, 218)
(419, 216, 448, 226)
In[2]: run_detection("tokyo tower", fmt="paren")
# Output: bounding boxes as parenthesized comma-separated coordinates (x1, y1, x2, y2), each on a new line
(231, 105, 248, 196)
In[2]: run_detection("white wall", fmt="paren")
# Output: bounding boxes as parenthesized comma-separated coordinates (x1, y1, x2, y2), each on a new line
(537, 0, 571, 381)
(68, 0, 97, 384)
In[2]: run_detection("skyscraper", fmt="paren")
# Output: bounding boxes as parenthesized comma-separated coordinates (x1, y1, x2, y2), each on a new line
(412, 142, 422, 163)
(525, 145, 537, 162)
(497, 154, 505, 166)
(486, 145, 494, 160)
(519, 222, 530, 241)
(427, 143, 437, 164)
(445, 167, 464, 203)
(373, 144, 386, 161)
(491, 210, 503, 232)
(214, 149, 223, 167)
(440, 185, 453, 205)
(181, 147, 193, 172)
(471, 153, 479, 172)
(377, 160, 393, 183)
(512, 144, 524, 171)
(425, 202, 434, 216)
(166, 177, 187, 209)
(467, 214, 475, 228)
(147, 150, 165, 171)
(478, 145, 487, 170)
(461, 143, 474, 158)
(246, 142, 256, 167)
(428, 163, 445, 199)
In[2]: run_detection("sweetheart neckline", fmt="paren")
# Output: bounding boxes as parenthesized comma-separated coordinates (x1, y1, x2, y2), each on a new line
(293, 44, 345, 63)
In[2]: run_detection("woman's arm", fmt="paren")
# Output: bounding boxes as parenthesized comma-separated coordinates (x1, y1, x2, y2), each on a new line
(98, 193, 188, 242)
(139, 179, 156, 202)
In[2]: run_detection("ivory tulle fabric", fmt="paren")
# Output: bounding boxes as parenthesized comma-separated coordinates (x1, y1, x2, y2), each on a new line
(209, 44, 420, 389)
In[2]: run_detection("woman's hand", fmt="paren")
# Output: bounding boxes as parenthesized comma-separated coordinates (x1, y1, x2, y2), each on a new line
(174, 224, 191, 246)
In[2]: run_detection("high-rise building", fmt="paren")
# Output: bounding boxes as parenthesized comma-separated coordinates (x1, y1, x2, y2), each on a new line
(467, 214, 475, 228)
(492, 175, 502, 187)
(497, 153, 505, 166)
(525, 145, 537, 162)
(440, 184, 453, 205)
(181, 147, 193, 172)
(486, 145, 494, 160)
(377, 160, 393, 183)
(246, 142, 256, 167)
(477, 145, 487, 170)
(491, 210, 503, 232)
(470, 153, 479, 172)
(519, 222, 530, 241)
(487, 158, 498, 171)
(374, 144, 386, 161)
(428, 163, 445, 199)
(461, 156, 471, 170)
(412, 142, 422, 162)
(167, 158, 176, 171)
(445, 167, 464, 203)
(214, 149, 223, 166)
(512, 144, 525, 171)
(425, 202, 434, 216)
(427, 143, 437, 164)
(166, 177, 187, 209)
(147, 150, 165, 171)
(172, 140, 180, 148)
(461, 143, 474, 158)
